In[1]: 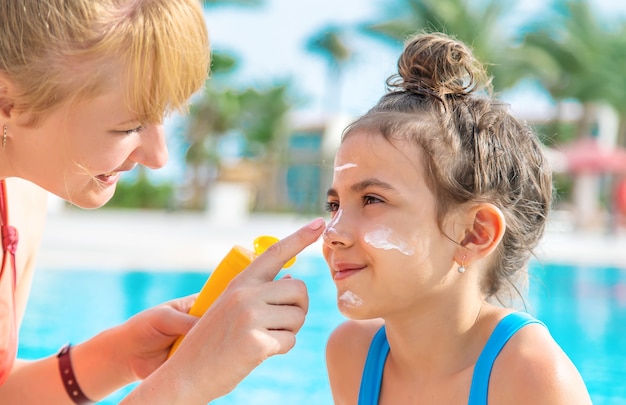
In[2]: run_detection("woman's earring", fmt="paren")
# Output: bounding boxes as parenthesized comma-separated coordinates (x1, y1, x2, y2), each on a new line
(457, 256, 466, 274)
(2, 125, 6, 149)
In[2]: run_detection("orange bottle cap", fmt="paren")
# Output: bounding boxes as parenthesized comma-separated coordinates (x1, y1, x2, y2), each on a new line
(253, 236, 296, 268)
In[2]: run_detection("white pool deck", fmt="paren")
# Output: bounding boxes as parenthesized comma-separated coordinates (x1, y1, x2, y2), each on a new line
(37, 207, 626, 272)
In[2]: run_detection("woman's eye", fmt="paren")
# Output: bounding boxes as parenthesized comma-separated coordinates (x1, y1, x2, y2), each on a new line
(363, 195, 383, 206)
(325, 201, 339, 213)
(122, 125, 144, 135)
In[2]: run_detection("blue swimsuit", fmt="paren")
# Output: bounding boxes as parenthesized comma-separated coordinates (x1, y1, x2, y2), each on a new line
(357, 312, 545, 405)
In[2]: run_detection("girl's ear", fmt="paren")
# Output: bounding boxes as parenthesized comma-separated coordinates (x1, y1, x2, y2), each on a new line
(456, 203, 505, 264)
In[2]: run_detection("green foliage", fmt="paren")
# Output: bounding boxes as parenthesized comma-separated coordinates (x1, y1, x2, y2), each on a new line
(105, 171, 175, 210)
(187, 86, 243, 161)
(182, 44, 298, 210)
(553, 173, 575, 207)
(306, 25, 352, 72)
(210, 50, 239, 75)
(237, 83, 292, 147)
(534, 121, 577, 146)
(515, 0, 626, 140)
(521, 0, 616, 103)
(357, 0, 518, 91)
(187, 80, 296, 164)
(601, 25, 626, 115)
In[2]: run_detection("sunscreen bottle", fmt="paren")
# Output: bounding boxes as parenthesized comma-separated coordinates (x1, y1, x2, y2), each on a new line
(168, 236, 296, 356)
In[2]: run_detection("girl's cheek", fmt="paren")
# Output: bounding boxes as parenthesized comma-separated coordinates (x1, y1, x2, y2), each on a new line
(363, 225, 415, 256)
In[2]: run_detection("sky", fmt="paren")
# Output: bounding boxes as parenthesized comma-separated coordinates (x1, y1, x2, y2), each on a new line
(203, 0, 626, 123)
(153, 0, 626, 183)
(204, 0, 393, 122)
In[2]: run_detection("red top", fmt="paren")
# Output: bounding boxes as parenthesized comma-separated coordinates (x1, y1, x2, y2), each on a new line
(0, 180, 18, 386)
(615, 178, 626, 216)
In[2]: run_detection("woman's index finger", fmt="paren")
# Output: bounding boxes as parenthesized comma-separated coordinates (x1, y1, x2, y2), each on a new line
(245, 218, 326, 282)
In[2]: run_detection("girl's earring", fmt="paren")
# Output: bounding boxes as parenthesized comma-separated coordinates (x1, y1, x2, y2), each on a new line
(457, 256, 466, 274)
(2, 125, 6, 149)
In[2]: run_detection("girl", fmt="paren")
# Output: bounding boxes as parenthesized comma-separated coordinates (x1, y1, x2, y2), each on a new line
(323, 32, 591, 405)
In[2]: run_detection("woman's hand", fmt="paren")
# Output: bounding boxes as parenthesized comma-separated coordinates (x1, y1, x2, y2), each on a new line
(120, 217, 326, 404)
(115, 294, 200, 380)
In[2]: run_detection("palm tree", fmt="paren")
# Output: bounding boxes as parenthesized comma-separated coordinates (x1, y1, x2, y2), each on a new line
(181, 48, 241, 210)
(519, 0, 626, 229)
(598, 23, 626, 147)
(183, 47, 297, 210)
(357, 0, 526, 92)
(305, 25, 353, 114)
(521, 0, 619, 140)
(235, 83, 296, 211)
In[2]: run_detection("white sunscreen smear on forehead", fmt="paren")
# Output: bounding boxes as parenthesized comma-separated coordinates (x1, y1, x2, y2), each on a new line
(335, 163, 357, 172)
(339, 290, 364, 307)
(364, 226, 415, 256)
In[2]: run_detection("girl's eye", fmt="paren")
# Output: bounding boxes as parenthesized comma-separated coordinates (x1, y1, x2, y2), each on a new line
(363, 195, 383, 206)
(325, 201, 339, 213)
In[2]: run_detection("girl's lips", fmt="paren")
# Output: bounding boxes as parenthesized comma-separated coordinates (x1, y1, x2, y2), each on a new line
(333, 264, 366, 281)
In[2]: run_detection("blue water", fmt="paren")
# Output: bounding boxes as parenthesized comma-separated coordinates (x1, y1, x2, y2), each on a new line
(18, 257, 626, 404)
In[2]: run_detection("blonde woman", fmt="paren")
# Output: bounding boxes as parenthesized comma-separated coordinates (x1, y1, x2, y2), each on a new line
(0, 1, 324, 403)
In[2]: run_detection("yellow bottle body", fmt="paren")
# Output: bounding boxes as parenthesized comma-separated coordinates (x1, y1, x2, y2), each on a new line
(169, 246, 257, 356)
(168, 236, 295, 357)
(188, 246, 256, 316)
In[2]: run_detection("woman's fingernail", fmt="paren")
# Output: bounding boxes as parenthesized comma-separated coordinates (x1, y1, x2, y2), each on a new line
(307, 217, 325, 231)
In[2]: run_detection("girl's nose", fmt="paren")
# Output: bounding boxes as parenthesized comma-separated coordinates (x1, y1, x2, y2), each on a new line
(322, 209, 353, 248)
(129, 124, 168, 169)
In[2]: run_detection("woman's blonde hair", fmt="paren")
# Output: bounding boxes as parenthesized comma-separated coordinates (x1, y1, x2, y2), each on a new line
(0, 0, 210, 125)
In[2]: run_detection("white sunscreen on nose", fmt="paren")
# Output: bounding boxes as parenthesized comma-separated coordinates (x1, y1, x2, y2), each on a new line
(364, 226, 414, 255)
(339, 290, 364, 307)
(335, 163, 357, 172)
(324, 208, 343, 238)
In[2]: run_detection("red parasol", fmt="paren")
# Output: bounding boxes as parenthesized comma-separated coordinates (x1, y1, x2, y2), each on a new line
(559, 138, 626, 174)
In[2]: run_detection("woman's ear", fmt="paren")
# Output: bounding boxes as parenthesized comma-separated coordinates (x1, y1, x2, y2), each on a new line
(0, 73, 15, 119)
(457, 203, 505, 263)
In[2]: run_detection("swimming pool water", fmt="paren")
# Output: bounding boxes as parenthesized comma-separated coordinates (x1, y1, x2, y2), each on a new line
(18, 257, 626, 404)
(529, 263, 626, 404)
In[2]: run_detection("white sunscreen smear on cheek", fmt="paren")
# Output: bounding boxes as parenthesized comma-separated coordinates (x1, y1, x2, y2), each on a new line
(334, 163, 357, 172)
(363, 226, 415, 256)
(339, 290, 364, 307)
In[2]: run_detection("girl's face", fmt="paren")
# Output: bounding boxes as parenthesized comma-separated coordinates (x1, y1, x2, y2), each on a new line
(322, 131, 459, 320)
(9, 83, 168, 208)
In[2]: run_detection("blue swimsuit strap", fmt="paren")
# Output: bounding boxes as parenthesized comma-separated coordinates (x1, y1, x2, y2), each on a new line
(357, 313, 545, 405)
(358, 326, 389, 405)
(468, 311, 546, 405)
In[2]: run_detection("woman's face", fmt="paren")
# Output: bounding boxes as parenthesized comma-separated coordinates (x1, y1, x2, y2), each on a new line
(9, 83, 168, 208)
(322, 131, 459, 320)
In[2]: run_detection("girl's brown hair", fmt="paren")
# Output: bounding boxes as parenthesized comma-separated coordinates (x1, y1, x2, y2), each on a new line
(344, 32, 552, 304)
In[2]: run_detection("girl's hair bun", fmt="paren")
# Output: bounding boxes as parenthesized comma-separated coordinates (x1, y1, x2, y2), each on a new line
(387, 32, 491, 103)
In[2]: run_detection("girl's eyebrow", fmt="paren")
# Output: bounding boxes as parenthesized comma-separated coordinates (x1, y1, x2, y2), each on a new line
(327, 178, 395, 198)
